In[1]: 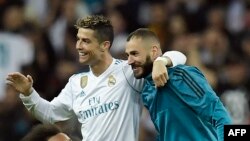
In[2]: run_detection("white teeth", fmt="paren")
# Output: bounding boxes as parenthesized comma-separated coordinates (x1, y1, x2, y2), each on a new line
(79, 52, 86, 56)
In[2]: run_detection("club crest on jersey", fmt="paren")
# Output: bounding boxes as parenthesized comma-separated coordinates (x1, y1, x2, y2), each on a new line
(108, 75, 116, 87)
(80, 76, 88, 88)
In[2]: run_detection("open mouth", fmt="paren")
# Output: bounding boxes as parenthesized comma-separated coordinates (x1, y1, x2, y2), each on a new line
(132, 65, 140, 71)
(79, 52, 87, 56)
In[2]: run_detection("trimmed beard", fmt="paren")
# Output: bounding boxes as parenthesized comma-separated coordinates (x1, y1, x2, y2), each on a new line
(138, 55, 153, 79)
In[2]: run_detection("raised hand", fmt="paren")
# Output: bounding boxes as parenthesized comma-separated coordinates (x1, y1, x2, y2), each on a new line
(6, 72, 33, 96)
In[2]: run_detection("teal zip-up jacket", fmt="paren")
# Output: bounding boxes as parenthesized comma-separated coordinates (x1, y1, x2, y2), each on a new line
(142, 65, 232, 141)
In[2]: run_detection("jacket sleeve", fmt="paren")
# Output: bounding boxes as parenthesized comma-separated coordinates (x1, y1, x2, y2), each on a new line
(168, 65, 232, 141)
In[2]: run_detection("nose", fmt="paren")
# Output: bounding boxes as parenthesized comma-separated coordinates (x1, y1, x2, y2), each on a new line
(127, 55, 134, 65)
(76, 40, 82, 50)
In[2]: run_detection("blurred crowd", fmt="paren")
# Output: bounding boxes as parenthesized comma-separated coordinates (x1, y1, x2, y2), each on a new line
(0, 0, 250, 141)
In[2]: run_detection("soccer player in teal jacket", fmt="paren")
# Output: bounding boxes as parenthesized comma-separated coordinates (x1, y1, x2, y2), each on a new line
(125, 28, 232, 141)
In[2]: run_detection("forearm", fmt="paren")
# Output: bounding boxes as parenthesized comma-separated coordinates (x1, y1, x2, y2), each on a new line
(159, 51, 187, 67)
(20, 89, 73, 123)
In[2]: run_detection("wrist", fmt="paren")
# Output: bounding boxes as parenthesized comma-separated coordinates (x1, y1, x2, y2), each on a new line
(155, 56, 171, 66)
(24, 87, 34, 96)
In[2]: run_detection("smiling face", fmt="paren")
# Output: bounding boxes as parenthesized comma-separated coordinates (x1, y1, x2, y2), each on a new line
(74, 15, 114, 67)
(76, 28, 104, 65)
(125, 37, 154, 79)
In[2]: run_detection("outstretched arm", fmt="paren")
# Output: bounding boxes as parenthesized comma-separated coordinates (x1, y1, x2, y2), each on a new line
(152, 51, 187, 87)
(6, 72, 74, 123)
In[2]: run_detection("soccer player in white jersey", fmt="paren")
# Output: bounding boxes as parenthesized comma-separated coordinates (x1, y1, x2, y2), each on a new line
(6, 15, 186, 141)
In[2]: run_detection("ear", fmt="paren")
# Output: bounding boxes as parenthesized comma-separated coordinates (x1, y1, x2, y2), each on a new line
(101, 41, 111, 51)
(151, 45, 160, 60)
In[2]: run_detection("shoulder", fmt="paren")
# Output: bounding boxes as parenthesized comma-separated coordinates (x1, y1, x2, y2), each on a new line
(169, 65, 205, 79)
(114, 59, 126, 65)
(171, 64, 198, 70)
(69, 71, 90, 81)
(171, 64, 202, 73)
(113, 59, 130, 71)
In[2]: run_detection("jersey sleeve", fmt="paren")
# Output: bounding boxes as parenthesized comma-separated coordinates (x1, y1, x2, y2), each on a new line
(122, 61, 144, 93)
(162, 51, 187, 66)
(19, 77, 75, 124)
(168, 65, 232, 141)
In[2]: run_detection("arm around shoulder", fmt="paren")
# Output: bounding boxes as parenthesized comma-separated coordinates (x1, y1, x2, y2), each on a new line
(160, 51, 187, 67)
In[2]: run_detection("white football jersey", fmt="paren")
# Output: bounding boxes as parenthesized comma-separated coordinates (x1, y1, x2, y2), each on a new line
(21, 59, 143, 141)
(20, 51, 186, 141)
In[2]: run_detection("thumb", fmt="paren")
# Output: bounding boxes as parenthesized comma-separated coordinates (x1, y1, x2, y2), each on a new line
(27, 75, 33, 84)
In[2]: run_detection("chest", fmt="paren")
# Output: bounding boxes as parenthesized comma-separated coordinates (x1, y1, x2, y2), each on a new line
(71, 72, 135, 121)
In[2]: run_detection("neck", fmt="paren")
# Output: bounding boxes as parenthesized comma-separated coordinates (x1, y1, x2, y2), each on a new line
(90, 53, 113, 76)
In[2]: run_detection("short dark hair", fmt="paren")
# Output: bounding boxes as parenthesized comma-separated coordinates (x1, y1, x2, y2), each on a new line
(21, 124, 62, 141)
(127, 28, 160, 44)
(75, 15, 114, 46)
